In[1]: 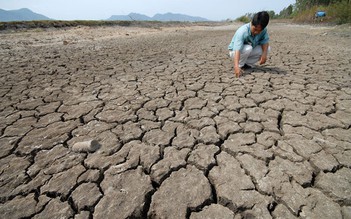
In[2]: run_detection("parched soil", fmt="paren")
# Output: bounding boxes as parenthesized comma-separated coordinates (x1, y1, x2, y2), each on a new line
(0, 21, 350, 218)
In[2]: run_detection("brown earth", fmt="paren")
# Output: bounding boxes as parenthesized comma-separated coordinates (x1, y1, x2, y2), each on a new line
(0, 21, 351, 218)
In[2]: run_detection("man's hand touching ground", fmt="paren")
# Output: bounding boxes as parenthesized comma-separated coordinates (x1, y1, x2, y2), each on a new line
(234, 66, 244, 78)
(259, 54, 267, 65)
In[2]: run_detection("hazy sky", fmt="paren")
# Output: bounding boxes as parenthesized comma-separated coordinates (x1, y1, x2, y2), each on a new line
(0, 0, 296, 21)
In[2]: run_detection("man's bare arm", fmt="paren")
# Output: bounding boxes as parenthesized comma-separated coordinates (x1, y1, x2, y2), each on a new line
(234, 50, 243, 77)
(260, 43, 269, 65)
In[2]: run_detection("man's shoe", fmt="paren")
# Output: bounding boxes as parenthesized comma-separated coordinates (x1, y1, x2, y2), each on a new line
(242, 64, 252, 70)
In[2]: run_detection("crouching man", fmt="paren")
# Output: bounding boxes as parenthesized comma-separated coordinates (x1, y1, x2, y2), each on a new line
(228, 11, 271, 77)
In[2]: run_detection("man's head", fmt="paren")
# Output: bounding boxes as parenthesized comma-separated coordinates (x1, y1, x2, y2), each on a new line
(250, 11, 270, 35)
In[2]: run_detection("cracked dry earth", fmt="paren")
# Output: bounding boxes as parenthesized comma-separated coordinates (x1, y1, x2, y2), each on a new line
(0, 22, 351, 219)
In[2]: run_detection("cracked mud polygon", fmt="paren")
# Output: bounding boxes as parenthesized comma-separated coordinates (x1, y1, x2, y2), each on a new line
(0, 22, 350, 218)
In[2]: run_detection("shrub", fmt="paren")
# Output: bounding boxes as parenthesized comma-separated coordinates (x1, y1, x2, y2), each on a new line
(329, 0, 351, 24)
(235, 16, 250, 23)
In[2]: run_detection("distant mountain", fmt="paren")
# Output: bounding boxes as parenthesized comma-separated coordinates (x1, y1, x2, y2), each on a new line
(108, 13, 152, 21)
(0, 8, 51, 22)
(0, 8, 209, 23)
(153, 13, 209, 22)
(108, 12, 209, 22)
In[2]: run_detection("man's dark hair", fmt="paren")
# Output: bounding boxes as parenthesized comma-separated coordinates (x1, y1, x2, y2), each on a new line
(252, 11, 270, 29)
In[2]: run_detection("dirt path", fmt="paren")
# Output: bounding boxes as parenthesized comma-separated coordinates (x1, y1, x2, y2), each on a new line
(0, 22, 350, 218)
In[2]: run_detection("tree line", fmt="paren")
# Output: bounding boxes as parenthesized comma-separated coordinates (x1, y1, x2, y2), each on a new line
(235, 0, 350, 23)
(274, 0, 350, 23)
(295, 0, 349, 11)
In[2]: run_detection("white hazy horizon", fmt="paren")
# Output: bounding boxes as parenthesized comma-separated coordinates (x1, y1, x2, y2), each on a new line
(0, 0, 296, 21)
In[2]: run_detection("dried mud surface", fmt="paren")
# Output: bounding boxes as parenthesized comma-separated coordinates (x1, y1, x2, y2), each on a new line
(0, 22, 351, 218)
